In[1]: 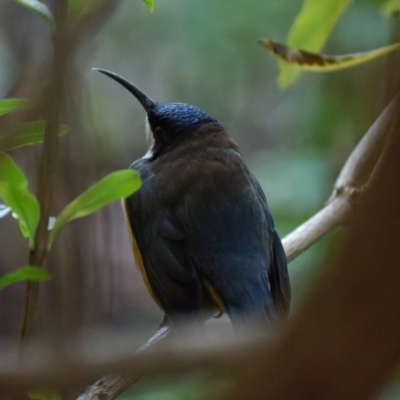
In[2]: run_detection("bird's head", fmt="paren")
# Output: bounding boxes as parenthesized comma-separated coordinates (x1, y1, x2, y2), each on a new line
(94, 68, 222, 158)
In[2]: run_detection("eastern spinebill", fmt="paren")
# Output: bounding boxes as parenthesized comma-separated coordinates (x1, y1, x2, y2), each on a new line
(94, 68, 290, 333)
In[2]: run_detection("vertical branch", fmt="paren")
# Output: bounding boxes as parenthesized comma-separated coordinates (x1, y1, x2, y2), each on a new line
(19, 0, 70, 345)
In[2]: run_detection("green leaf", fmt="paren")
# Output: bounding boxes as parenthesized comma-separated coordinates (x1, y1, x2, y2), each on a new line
(0, 204, 11, 218)
(381, 0, 400, 15)
(261, 40, 400, 71)
(142, 0, 154, 12)
(0, 98, 31, 117)
(12, 0, 55, 30)
(0, 121, 68, 152)
(279, 0, 352, 88)
(11, 212, 30, 238)
(0, 266, 50, 290)
(0, 153, 40, 247)
(48, 170, 141, 248)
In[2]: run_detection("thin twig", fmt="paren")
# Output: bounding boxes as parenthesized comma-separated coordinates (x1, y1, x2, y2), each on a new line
(76, 324, 172, 400)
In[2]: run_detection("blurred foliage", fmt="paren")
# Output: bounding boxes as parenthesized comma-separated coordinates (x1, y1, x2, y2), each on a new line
(381, 0, 400, 15)
(0, 122, 68, 152)
(11, 0, 54, 30)
(0, 55, 140, 298)
(266, 0, 399, 87)
(0, 98, 30, 116)
(142, 0, 154, 13)
(0, 152, 40, 245)
(262, 39, 400, 79)
(48, 169, 141, 249)
(278, 0, 351, 87)
(0, 266, 50, 290)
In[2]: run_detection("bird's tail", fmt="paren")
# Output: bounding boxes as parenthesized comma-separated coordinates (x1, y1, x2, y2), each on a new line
(211, 273, 278, 333)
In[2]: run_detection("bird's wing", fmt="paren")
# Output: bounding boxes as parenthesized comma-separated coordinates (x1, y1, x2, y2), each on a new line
(252, 177, 291, 317)
(124, 159, 203, 327)
(175, 159, 281, 328)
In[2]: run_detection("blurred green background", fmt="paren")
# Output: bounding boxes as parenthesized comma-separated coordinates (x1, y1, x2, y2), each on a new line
(0, 0, 398, 398)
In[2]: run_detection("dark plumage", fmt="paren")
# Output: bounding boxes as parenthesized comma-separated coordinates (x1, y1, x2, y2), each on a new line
(95, 68, 291, 333)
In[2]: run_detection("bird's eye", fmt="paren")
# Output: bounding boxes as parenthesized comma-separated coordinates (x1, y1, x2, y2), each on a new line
(154, 127, 162, 134)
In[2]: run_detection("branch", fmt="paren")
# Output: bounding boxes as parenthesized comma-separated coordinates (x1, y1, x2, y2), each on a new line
(282, 190, 355, 262)
(333, 92, 400, 191)
(283, 93, 400, 261)
(76, 323, 173, 400)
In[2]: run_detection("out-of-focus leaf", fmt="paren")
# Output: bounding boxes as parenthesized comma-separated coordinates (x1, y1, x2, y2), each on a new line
(381, 0, 400, 15)
(0, 99, 31, 117)
(0, 204, 11, 218)
(261, 40, 400, 72)
(0, 153, 40, 247)
(278, 0, 351, 88)
(0, 121, 69, 152)
(0, 266, 50, 290)
(12, 0, 54, 30)
(48, 170, 141, 248)
(12, 212, 30, 238)
(142, 0, 154, 12)
(28, 390, 61, 400)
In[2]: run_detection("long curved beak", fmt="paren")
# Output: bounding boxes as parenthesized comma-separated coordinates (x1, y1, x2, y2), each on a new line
(93, 68, 155, 112)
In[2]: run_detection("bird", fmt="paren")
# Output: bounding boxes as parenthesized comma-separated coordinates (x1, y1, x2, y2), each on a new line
(94, 68, 291, 334)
